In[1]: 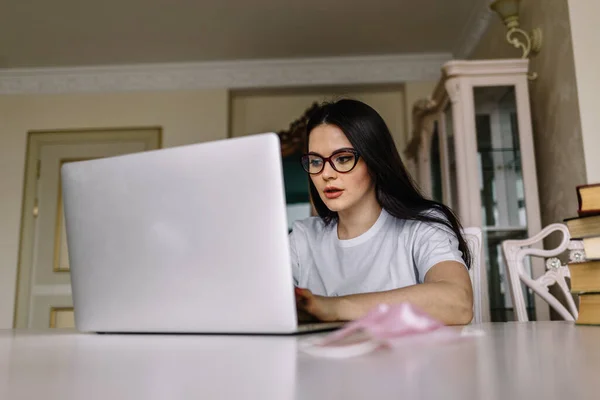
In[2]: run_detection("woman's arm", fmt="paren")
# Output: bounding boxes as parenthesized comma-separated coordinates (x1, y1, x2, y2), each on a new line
(295, 261, 473, 325)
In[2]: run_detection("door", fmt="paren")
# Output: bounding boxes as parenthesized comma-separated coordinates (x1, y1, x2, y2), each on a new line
(15, 128, 161, 328)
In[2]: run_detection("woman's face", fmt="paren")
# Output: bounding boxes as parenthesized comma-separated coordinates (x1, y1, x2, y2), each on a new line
(307, 124, 375, 213)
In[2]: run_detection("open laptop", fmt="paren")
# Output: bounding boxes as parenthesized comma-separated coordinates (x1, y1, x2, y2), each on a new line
(61, 133, 342, 334)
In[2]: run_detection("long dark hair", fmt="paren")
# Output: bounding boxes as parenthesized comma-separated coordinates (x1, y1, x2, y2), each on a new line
(305, 99, 472, 269)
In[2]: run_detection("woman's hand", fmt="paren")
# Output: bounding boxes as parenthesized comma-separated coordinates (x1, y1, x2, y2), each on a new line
(294, 287, 340, 322)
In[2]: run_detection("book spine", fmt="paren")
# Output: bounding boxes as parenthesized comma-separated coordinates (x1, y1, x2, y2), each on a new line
(578, 209, 600, 217)
(576, 183, 600, 215)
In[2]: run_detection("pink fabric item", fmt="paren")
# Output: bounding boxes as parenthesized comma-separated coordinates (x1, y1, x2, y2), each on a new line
(300, 303, 466, 358)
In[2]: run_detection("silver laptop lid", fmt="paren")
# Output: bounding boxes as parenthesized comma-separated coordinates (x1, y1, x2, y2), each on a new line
(61, 133, 297, 333)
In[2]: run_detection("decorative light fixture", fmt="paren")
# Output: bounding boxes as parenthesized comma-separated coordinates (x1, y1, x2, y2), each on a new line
(490, 0, 542, 80)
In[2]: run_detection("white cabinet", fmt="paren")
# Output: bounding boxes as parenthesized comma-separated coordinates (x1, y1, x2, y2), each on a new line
(407, 59, 544, 322)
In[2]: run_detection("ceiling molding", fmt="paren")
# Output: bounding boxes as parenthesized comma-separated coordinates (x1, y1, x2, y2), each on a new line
(0, 53, 452, 95)
(453, 0, 494, 59)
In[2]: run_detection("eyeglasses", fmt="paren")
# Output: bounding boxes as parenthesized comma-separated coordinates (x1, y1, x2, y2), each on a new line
(301, 148, 361, 175)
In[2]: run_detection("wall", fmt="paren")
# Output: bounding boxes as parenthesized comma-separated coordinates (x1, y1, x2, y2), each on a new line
(470, 0, 586, 229)
(230, 86, 406, 151)
(0, 89, 229, 328)
(568, 0, 600, 184)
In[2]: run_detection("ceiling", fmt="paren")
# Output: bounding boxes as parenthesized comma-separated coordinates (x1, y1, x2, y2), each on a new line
(0, 0, 483, 69)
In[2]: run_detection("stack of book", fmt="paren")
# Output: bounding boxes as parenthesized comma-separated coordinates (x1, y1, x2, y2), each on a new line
(565, 184, 600, 325)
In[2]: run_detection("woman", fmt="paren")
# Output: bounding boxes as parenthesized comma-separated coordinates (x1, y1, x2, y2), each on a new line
(291, 99, 473, 326)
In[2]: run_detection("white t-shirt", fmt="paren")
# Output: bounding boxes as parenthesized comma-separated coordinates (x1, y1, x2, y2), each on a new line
(289, 208, 466, 296)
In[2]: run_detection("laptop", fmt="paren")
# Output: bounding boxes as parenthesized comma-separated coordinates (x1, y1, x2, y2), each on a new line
(61, 133, 342, 334)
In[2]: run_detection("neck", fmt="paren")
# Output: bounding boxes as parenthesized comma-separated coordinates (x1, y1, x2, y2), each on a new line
(337, 196, 382, 240)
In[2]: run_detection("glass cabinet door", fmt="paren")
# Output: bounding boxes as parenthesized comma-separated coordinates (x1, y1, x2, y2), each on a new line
(444, 104, 460, 211)
(430, 121, 443, 203)
(472, 85, 535, 321)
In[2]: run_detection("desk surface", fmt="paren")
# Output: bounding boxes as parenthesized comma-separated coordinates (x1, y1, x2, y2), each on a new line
(0, 322, 598, 400)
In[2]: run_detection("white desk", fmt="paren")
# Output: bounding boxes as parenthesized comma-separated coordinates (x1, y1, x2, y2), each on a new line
(0, 322, 598, 400)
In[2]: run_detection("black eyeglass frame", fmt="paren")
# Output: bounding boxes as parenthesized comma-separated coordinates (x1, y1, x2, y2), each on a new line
(300, 148, 361, 175)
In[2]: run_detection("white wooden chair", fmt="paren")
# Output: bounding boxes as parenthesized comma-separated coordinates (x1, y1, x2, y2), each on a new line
(463, 227, 484, 324)
(501, 223, 578, 322)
